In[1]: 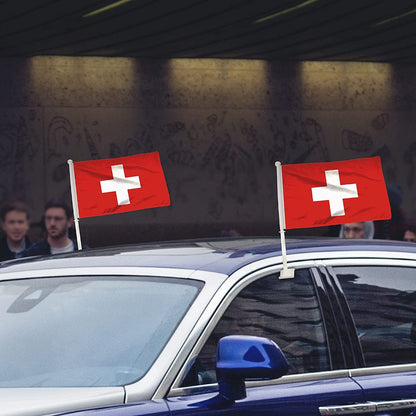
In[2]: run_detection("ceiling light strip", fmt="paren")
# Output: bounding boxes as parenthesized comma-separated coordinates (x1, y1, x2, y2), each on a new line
(83, 0, 135, 18)
(253, 0, 320, 24)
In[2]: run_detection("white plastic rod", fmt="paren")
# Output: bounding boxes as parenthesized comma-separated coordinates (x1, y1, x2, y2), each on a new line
(67, 159, 83, 250)
(275, 161, 294, 279)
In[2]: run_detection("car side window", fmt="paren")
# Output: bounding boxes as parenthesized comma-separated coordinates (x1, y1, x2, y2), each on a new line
(334, 266, 416, 367)
(182, 269, 329, 386)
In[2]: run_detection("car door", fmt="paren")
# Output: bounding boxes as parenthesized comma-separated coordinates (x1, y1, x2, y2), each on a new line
(330, 263, 416, 416)
(167, 268, 366, 416)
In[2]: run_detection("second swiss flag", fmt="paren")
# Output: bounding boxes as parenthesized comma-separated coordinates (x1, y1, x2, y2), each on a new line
(281, 156, 391, 229)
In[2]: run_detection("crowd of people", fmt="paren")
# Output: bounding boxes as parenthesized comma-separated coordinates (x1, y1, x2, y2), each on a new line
(338, 220, 416, 240)
(0, 197, 415, 262)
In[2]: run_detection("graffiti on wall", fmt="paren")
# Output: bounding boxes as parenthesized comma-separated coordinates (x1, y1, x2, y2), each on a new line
(1, 109, 414, 229)
(404, 142, 416, 188)
(41, 110, 332, 222)
(0, 110, 41, 207)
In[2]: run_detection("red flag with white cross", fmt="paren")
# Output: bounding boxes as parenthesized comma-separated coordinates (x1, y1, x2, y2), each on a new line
(280, 156, 391, 229)
(71, 152, 170, 219)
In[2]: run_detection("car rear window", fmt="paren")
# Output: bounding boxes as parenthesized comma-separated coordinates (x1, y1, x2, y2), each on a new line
(335, 266, 416, 367)
(0, 275, 202, 387)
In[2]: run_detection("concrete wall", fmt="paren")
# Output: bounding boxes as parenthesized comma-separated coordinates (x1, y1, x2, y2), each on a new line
(0, 57, 415, 246)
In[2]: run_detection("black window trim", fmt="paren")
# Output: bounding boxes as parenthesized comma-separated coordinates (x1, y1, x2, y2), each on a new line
(311, 267, 350, 370)
(325, 265, 365, 368)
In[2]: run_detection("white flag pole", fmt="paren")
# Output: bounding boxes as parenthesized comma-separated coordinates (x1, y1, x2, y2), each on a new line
(67, 159, 83, 251)
(275, 162, 294, 279)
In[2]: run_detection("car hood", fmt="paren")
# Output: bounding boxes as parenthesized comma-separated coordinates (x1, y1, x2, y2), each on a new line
(0, 387, 124, 416)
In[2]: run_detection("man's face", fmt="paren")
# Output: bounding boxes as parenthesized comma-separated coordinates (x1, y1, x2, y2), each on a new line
(44, 207, 72, 240)
(1, 210, 30, 244)
(404, 230, 416, 242)
(343, 222, 365, 239)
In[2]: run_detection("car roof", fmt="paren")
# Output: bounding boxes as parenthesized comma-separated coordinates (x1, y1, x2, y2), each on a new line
(1, 237, 416, 276)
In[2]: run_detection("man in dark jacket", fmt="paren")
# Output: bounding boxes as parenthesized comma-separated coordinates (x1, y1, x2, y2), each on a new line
(23, 199, 85, 257)
(0, 201, 32, 261)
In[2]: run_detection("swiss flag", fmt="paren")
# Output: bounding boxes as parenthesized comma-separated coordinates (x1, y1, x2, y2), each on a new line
(72, 152, 170, 218)
(281, 156, 391, 229)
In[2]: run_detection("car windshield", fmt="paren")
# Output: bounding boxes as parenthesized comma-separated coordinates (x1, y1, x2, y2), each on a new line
(0, 275, 202, 387)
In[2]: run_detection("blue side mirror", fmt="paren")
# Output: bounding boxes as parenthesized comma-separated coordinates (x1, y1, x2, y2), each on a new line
(216, 335, 289, 402)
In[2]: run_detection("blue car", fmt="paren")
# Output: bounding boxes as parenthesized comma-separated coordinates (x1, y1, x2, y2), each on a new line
(0, 237, 415, 415)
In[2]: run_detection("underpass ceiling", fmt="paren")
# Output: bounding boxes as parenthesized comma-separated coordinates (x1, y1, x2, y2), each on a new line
(2, 0, 416, 62)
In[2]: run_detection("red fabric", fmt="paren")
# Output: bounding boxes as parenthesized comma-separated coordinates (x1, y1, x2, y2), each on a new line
(281, 157, 391, 229)
(73, 152, 170, 218)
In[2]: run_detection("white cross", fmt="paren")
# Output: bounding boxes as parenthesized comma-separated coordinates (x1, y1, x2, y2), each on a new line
(100, 164, 141, 206)
(311, 169, 358, 216)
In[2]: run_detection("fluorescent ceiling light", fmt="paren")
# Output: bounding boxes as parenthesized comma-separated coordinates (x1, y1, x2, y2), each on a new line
(374, 8, 416, 26)
(83, 0, 135, 17)
(253, 0, 320, 24)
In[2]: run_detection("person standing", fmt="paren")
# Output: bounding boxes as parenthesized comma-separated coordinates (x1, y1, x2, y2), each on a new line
(339, 221, 375, 239)
(0, 201, 32, 261)
(23, 199, 85, 257)
(403, 223, 416, 242)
